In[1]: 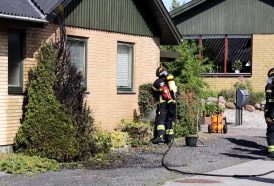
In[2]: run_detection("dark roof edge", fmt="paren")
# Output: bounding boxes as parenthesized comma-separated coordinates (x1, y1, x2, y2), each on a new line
(170, 0, 207, 18)
(154, 0, 182, 44)
(30, 0, 45, 15)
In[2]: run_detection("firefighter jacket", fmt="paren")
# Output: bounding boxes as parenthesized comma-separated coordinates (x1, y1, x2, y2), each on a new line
(265, 83, 274, 119)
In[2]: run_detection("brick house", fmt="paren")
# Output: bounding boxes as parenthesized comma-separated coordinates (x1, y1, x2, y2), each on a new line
(171, 0, 274, 92)
(0, 0, 181, 152)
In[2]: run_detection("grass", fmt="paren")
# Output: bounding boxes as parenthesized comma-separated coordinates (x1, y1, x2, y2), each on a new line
(0, 153, 60, 175)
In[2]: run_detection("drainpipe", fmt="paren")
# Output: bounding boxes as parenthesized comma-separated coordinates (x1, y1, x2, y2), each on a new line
(0, 13, 47, 23)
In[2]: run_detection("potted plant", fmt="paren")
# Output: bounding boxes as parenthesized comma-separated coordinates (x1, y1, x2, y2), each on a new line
(232, 60, 243, 73)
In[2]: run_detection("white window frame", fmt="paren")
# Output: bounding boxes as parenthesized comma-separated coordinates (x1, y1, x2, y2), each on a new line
(117, 42, 134, 93)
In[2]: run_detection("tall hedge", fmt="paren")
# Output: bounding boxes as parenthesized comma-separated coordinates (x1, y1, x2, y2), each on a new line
(14, 43, 80, 161)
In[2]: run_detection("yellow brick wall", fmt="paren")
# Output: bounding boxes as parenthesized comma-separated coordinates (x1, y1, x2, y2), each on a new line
(204, 34, 274, 92)
(66, 27, 160, 130)
(0, 25, 159, 146)
(0, 25, 57, 146)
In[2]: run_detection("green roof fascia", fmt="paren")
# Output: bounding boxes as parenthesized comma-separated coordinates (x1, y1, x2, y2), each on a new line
(170, 0, 208, 18)
(154, 0, 182, 44)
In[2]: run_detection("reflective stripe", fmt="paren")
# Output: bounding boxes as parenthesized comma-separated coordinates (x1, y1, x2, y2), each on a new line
(268, 99, 274, 102)
(166, 129, 174, 135)
(266, 90, 272, 93)
(268, 145, 274, 152)
(160, 96, 167, 103)
(157, 125, 165, 131)
(167, 100, 175, 104)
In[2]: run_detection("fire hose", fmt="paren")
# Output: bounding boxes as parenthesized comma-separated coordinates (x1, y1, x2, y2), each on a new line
(161, 106, 274, 178)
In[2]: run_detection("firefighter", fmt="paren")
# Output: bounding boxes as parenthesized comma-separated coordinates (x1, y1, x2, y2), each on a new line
(151, 65, 177, 145)
(265, 68, 274, 158)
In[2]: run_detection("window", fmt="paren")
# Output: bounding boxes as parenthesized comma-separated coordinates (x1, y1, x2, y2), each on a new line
(227, 36, 251, 73)
(117, 42, 134, 92)
(8, 31, 24, 93)
(67, 37, 87, 86)
(194, 35, 252, 75)
(203, 35, 225, 73)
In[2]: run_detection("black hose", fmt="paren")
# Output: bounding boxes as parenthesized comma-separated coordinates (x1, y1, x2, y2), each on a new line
(161, 137, 274, 178)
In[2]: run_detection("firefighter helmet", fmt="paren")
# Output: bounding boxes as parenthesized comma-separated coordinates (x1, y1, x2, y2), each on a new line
(156, 65, 167, 77)
(268, 68, 274, 78)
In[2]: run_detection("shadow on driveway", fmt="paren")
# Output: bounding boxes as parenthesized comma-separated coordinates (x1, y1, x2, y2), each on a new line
(220, 138, 267, 160)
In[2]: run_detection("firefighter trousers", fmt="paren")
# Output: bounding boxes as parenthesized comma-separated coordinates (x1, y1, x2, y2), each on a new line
(154, 102, 176, 141)
(266, 121, 274, 157)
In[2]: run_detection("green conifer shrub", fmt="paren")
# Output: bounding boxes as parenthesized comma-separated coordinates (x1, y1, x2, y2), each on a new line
(14, 43, 80, 162)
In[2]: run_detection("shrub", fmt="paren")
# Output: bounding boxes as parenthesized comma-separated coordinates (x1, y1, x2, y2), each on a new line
(54, 44, 95, 160)
(162, 40, 212, 97)
(110, 131, 128, 148)
(138, 83, 157, 117)
(249, 91, 265, 105)
(0, 153, 59, 175)
(175, 84, 200, 137)
(14, 43, 80, 162)
(233, 76, 253, 92)
(203, 102, 224, 116)
(200, 88, 218, 100)
(93, 131, 112, 154)
(119, 120, 153, 147)
(219, 89, 235, 102)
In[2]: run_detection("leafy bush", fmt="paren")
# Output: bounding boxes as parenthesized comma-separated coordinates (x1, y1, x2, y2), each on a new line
(203, 102, 224, 116)
(110, 131, 128, 148)
(54, 42, 95, 160)
(0, 154, 59, 175)
(200, 88, 218, 100)
(249, 91, 265, 105)
(119, 120, 153, 147)
(219, 89, 235, 102)
(14, 43, 80, 162)
(138, 83, 157, 117)
(93, 131, 112, 154)
(162, 40, 212, 96)
(175, 84, 200, 137)
(233, 76, 253, 92)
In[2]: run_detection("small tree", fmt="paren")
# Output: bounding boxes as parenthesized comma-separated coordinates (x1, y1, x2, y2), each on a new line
(15, 6, 95, 161)
(54, 20, 95, 159)
(14, 43, 80, 162)
(170, 0, 182, 10)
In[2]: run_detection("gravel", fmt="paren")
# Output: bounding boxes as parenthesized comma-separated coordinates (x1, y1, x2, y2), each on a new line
(224, 108, 267, 129)
(0, 109, 270, 186)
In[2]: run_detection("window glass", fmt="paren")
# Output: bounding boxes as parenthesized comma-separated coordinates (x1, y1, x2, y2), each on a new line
(8, 31, 23, 92)
(228, 36, 252, 73)
(67, 38, 86, 85)
(203, 36, 225, 73)
(117, 43, 133, 92)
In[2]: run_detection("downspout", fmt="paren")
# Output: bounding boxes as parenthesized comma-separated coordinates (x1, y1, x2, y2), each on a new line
(0, 13, 47, 23)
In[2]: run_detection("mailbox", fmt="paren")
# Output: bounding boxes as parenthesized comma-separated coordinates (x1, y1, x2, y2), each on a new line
(236, 89, 249, 108)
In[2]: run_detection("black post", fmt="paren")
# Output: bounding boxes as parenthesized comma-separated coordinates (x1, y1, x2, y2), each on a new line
(235, 89, 243, 126)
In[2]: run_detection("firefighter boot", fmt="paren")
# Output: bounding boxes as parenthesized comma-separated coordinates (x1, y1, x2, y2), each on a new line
(267, 123, 274, 158)
(151, 135, 165, 144)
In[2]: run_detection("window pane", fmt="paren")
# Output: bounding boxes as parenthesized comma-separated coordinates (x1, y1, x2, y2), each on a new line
(67, 39, 86, 83)
(228, 37, 251, 73)
(8, 32, 23, 88)
(203, 37, 224, 73)
(117, 44, 133, 91)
